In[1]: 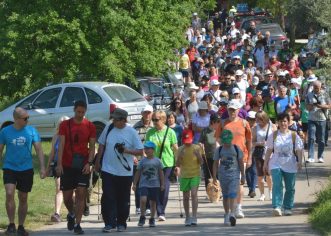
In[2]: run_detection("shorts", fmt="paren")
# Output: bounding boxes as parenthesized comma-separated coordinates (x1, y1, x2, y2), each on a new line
(60, 167, 90, 191)
(139, 187, 160, 201)
(180, 176, 200, 192)
(255, 158, 269, 177)
(302, 122, 308, 132)
(219, 172, 239, 199)
(3, 169, 34, 193)
(180, 69, 189, 78)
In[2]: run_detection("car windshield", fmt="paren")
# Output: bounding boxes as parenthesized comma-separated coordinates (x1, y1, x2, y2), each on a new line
(103, 85, 145, 102)
(258, 25, 282, 35)
(140, 80, 172, 98)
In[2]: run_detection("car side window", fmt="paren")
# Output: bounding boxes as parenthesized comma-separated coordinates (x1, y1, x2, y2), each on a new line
(33, 88, 62, 109)
(17, 91, 42, 109)
(60, 87, 86, 107)
(84, 88, 102, 104)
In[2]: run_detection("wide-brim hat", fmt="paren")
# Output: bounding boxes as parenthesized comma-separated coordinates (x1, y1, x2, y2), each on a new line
(186, 82, 199, 90)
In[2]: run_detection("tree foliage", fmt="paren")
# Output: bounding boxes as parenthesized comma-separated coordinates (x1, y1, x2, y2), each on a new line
(0, 0, 215, 98)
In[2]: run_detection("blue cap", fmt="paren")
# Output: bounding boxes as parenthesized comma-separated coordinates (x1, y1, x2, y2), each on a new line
(144, 141, 156, 149)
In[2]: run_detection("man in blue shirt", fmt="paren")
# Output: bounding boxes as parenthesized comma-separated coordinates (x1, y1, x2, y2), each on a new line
(274, 85, 296, 115)
(0, 107, 46, 236)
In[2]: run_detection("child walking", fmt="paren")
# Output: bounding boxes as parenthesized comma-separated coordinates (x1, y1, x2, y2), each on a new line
(132, 141, 165, 227)
(175, 129, 203, 226)
(213, 130, 245, 226)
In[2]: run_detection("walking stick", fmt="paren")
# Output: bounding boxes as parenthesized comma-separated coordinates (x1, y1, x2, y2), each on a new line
(302, 151, 310, 187)
(176, 176, 184, 218)
(97, 176, 101, 220)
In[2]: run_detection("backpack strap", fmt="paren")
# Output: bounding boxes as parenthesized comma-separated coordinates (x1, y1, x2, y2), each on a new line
(291, 131, 298, 162)
(219, 145, 240, 166)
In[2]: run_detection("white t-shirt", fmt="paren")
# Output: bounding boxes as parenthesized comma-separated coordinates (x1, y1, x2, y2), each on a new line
(236, 79, 249, 102)
(99, 124, 144, 176)
(266, 131, 303, 173)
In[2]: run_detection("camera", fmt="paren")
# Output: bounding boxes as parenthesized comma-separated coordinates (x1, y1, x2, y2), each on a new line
(115, 142, 125, 154)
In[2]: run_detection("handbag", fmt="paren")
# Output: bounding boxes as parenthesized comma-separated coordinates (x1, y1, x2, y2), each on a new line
(69, 119, 86, 170)
(253, 122, 270, 160)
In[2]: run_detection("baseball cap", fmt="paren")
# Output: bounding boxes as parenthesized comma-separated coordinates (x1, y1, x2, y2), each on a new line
(252, 76, 259, 85)
(247, 58, 254, 63)
(221, 130, 233, 144)
(247, 111, 256, 119)
(144, 141, 156, 149)
(232, 87, 240, 94)
(307, 74, 317, 82)
(232, 55, 241, 60)
(235, 70, 244, 76)
(198, 101, 208, 110)
(227, 99, 242, 109)
(142, 104, 153, 113)
(211, 80, 220, 86)
(182, 129, 193, 144)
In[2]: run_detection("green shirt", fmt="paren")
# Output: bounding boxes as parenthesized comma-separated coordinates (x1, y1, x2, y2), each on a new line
(145, 126, 177, 168)
(263, 101, 277, 119)
(300, 101, 309, 123)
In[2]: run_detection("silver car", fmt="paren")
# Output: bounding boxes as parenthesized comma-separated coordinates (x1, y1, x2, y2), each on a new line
(0, 82, 148, 138)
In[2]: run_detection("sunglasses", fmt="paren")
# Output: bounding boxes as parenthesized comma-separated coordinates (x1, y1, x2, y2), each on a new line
(152, 118, 160, 122)
(20, 116, 29, 121)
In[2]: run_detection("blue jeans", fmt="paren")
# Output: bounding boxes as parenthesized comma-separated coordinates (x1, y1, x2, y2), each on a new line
(308, 120, 326, 159)
(245, 157, 257, 193)
(271, 168, 296, 210)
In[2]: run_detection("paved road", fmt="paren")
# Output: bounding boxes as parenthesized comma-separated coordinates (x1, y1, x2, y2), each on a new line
(23, 148, 331, 235)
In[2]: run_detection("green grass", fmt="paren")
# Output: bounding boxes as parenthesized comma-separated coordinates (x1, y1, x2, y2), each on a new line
(309, 177, 331, 236)
(0, 141, 55, 230)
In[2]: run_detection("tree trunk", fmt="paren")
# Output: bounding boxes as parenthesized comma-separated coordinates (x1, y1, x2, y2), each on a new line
(289, 23, 296, 48)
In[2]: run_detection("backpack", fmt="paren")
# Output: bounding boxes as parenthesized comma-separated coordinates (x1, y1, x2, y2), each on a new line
(272, 130, 298, 161)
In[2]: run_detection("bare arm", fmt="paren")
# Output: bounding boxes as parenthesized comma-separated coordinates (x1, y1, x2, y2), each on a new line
(239, 158, 245, 185)
(124, 148, 144, 156)
(82, 137, 96, 174)
(33, 142, 46, 179)
(56, 135, 65, 176)
(46, 135, 57, 168)
(263, 148, 273, 174)
(132, 169, 141, 192)
(94, 144, 105, 172)
(212, 160, 219, 184)
(159, 168, 165, 191)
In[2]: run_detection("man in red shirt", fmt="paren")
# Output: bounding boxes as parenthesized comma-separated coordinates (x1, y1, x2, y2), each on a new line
(56, 100, 96, 235)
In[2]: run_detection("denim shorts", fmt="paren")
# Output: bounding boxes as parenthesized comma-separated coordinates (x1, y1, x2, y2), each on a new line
(139, 187, 160, 201)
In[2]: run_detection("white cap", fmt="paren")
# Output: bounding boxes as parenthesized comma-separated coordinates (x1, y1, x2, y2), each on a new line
(142, 104, 153, 113)
(247, 58, 254, 63)
(186, 82, 199, 90)
(198, 101, 208, 110)
(264, 69, 272, 76)
(232, 87, 240, 94)
(247, 111, 257, 119)
(252, 76, 259, 86)
(227, 99, 243, 109)
(231, 22, 235, 26)
(290, 78, 302, 88)
(210, 80, 220, 86)
(278, 71, 286, 77)
(232, 55, 241, 60)
(307, 74, 317, 82)
(193, 12, 198, 16)
(201, 27, 206, 33)
(235, 70, 244, 76)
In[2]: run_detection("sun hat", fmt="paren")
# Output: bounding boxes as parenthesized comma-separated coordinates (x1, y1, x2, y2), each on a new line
(307, 74, 317, 82)
(235, 70, 244, 76)
(186, 82, 199, 90)
(227, 99, 242, 109)
(198, 101, 208, 110)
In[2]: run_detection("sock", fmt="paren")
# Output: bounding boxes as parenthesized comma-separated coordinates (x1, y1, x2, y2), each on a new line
(237, 204, 242, 209)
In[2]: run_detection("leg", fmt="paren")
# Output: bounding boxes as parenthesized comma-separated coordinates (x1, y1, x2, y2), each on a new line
(5, 184, 16, 224)
(55, 178, 63, 215)
(307, 120, 316, 160)
(271, 168, 283, 209)
(157, 167, 172, 216)
(74, 187, 87, 224)
(317, 121, 326, 159)
(191, 187, 199, 218)
(257, 176, 265, 195)
(222, 198, 230, 214)
(101, 172, 116, 227)
(17, 191, 28, 226)
(266, 175, 272, 194)
(116, 176, 132, 227)
(282, 171, 296, 210)
(140, 196, 147, 217)
(63, 190, 75, 215)
(182, 191, 190, 218)
(229, 198, 236, 214)
(149, 200, 157, 219)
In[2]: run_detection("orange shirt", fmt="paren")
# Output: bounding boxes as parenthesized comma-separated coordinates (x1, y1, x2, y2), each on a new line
(215, 118, 252, 162)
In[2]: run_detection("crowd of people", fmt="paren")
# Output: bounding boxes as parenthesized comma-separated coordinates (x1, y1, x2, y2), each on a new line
(0, 8, 330, 236)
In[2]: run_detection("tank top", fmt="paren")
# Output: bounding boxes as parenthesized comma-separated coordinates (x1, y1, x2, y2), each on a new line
(256, 122, 272, 143)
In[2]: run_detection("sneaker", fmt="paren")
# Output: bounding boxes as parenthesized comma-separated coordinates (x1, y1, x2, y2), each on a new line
(102, 225, 113, 233)
(318, 158, 324, 163)
(5, 223, 16, 235)
(117, 225, 126, 232)
(67, 214, 75, 231)
(184, 217, 191, 226)
(273, 208, 282, 216)
(138, 216, 146, 227)
(229, 214, 236, 226)
(74, 224, 84, 235)
(149, 218, 156, 227)
(136, 208, 141, 215)
(17, 225, 28, 236)
(235, 206, 245, 219)
(83, 206, 90, 217)
(145, 209, 151, 216)
(51, 213, 61, 223)
(191, 217, 197, 226)
(224, 214, 230, 226)
(258, 194, 265, 201)
(284, 209, 293, 216)
(249, 191, 256, 198)
(306, 158, 315, 163)
(158, 215, 166, 221)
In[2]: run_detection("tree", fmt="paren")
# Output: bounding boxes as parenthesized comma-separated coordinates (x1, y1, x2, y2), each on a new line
(0, 0, 216, 98)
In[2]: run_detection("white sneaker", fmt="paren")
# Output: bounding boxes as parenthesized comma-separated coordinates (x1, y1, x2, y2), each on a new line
(184, 217, 191, 226)
(284, 209, 292, 216)
(191, 217, 197, 226)
(136, 208, 141, 215)
(145, 209, 151, 216)
(273, 208, 282, 216)
(235, 206, 245, 219)
(306, 158, 315, 163)
(258, 194, 265, 201)
(318, 158, 324, 163)
(224, 214, 230, 226)
(158, 215, 166, 221)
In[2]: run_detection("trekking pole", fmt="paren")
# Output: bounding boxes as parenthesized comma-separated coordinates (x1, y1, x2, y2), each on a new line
(302, 151, 310, 187)
(97, 176, 101, 220)
(176, 176, 184, 218)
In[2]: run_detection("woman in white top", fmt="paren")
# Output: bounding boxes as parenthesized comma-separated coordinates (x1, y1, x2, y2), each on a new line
(263, 113, 303, 217)
(252, 111, 276, 201)
(192, 101, 211, 144)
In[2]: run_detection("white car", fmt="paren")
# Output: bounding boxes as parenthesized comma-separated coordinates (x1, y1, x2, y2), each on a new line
(0, 82, 148, 138)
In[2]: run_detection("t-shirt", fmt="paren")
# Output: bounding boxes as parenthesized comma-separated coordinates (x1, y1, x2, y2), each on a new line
(274, 96, 295, 115)
(137, 157, 163, 188)
(178, 144, 203, 178)
(192, 113, 210, 143)
(179, 54, 190, 70)
(145, 126, 177, 168)
(99, 124, 143, 176)
(213, 145, 243, 176)
(0, 125, 40, 171)
(59, 118, 96, 168)
(266, 131, 303, 173)
(215, 118, 252, 162)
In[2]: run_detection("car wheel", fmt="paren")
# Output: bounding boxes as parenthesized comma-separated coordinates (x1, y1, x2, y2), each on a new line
(93, 122, 106, 139)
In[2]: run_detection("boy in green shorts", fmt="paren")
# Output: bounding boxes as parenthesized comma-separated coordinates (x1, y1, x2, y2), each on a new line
(175, 129, 203, 226)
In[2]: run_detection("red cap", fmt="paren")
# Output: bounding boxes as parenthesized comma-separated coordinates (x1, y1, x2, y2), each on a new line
(182, 129, 193, 144)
